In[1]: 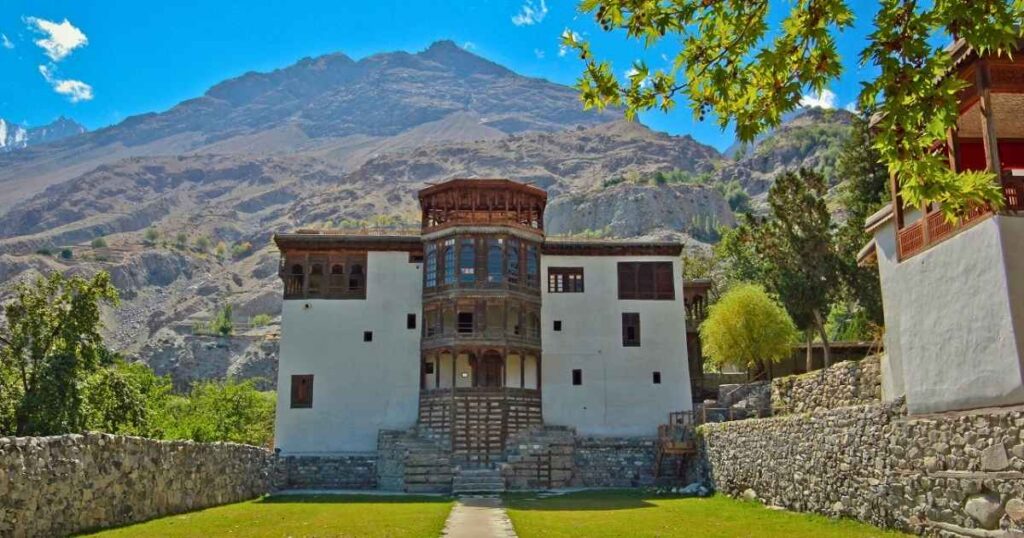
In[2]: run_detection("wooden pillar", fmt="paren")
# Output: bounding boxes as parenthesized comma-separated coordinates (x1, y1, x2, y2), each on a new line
(977, 60, 1002, 175)
(434, 353, 440, 389)
(946, 127, 962, 173)
(889, 171, 905, 230)
(536, 353, 542, 391)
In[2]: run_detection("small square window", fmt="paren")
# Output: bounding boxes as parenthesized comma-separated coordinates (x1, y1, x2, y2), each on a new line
(363, 331, 373, 342)
(424, 362, 435, 375)
(407, 313, 417, 330)
(653, 371, 662, 384)
(553, 320, 562, 332)
(290, 375, 313, 408)
(572, 369, 582, 386)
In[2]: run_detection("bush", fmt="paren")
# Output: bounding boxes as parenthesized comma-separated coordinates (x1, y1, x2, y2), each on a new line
(143, 227, 159, 245)
(154, 378, 275, 447)
(195, 236, 212, 252)
(175, 232, 188, 248)
(250, 313, 273, 327)
(34, 248, 52, 256)
(59, 248, 73, 260)
(231, 241, 253, 259)
(214, 241, 228, 259)
(90, 237, 108, 248)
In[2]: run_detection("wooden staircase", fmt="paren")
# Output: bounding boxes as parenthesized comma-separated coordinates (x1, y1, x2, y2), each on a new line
(654, 411, 697, 479)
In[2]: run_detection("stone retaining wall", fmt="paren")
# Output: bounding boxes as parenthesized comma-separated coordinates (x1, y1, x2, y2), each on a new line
(699, 399, 1024, 536)
(276, 454, 377, 490)
(573, 437, 657, 488)
(770, 355, 881, 414)
(0, 433, 272, 538)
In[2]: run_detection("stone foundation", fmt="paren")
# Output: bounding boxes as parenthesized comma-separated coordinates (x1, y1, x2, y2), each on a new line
(699, 400, 1024, 536)
(0, 433, 272, 538)
(771, 355, 881, 414)
(275, 454, 377, 490)
(573, 437, 657, 488)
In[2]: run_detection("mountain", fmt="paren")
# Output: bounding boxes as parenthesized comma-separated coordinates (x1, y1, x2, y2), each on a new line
(0, 40, 853, 390)
(0, 40, 617, 211)
(0, 117, 85, 153)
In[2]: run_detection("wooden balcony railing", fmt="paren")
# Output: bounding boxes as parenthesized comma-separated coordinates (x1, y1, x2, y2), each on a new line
(897, 171, 1022, 259)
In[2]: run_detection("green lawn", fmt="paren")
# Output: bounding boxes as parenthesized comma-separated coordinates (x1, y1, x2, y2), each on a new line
(80, 494, 453, 538)
(505, 491, 910, 538)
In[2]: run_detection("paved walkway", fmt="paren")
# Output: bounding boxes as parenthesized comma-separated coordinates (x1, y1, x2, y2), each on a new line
(441, 495, 518, 538)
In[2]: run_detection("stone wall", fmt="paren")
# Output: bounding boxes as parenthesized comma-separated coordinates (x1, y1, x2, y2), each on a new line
(699, 399, 1024, 536)
(276, 454, 377, 490)
(503, 426, 575, 489)
(572, 437, 657, 488)
(0, 433, 272, 538)
(770, 355, 881, 414)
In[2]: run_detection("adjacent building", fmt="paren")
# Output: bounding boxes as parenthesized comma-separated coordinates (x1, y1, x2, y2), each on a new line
(273, 179, 692, 459)
(861, 40, 1024, 414)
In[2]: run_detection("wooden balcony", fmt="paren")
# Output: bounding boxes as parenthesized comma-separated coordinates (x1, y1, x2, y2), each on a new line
(422, 326, 542, 350)
(897, 171, 1023, 259)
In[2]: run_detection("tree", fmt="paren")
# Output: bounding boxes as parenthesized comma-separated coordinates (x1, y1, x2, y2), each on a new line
(566, 1, 1022, 218)
(90, 237, 108, 249)
(82, 360, 172, 436)
(156, 378, 275, 447)
(209, 304, 234, 336)
(0, 272, 119, 435)
(175, 232, 188, 248)
(699, 283, 798, 375)
(195, 236, 212, 252)
(143, 227, 159, 245)
(59, 248, 73, 260)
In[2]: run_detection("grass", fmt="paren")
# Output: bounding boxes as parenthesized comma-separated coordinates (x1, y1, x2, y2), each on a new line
(79, 494, 453, 538)
(504, 490, 910, 538)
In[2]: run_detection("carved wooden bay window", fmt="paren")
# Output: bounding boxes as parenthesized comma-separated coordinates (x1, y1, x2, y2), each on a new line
(422, 297, 541, 342)
(422, 233, 541, 292)
(617, 261, 675, 300)
(281, 251, 368, 300)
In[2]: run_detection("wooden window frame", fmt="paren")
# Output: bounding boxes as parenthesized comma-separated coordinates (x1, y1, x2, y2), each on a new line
(617, 262, 674, 300)
(622, 312, 641, 347)
(553, 320, 562, 332)
(290, 374, 313, 408)
(572, 369, 582, 386)
(363, 331, 373, 342)
(407, 313, 417, 330)
(548, 267, 584, 293)
(652, 371, 661, 384)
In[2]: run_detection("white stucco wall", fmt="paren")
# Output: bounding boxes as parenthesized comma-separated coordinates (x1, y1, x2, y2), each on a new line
(274, 251, 423, 454)
(874, 216, 1024, 414)
(540, 255, 692, 437)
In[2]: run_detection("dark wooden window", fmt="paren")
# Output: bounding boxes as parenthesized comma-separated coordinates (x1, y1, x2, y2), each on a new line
(526, 245, 539, 287)
(424, 362, 435, 375)
(425, 243, 438, 288)
(548, 267, 584, 293)
(622, 313, 641, 347)
(653, 371, 661, 384)
(506, 238, 520, 284)
(407, 313, 417, 330)
(487, 238, 503, 283)
(457, 312, 474, 334)
(308, 262, 324, 297)
(348, 263, 365, 293)
(459, 239, 476, 283)
(553, 320, 562, 331)
(572, 369, 582, 386)
(363, 331, 373, 342)
(290, 375, 313, 408)
(618, 262, 674, 300)
(442, 239, 456, 285)
(409, 252, 424, 263)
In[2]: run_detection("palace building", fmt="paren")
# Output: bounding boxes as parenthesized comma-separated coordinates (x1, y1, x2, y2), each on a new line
(273, 178, 693, 465)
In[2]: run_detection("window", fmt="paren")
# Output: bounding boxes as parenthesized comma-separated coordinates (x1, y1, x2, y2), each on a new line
(548, 267, 584, 293)
(328, 264, 346, 296)
(443, 239, 456, 285)
(622, 313, 640, 347)
(572, 369, 582, 386)
(487, 238, 503, 283)
(348, 264, 364, 292)
(286, 264, 304, 298)
(506, 238, 520, 284)
(308, 263, 324, 297)
(425, 308, 441, 337)
(653, 371, 661, 384)
(457, 312, 474, 334)
(407, 313, 417, 330)
(425, 243, 437, 288)
(460, 239, 476, 283)
(424, 362, 435, 375)
(618, 262, 675, 300)
(526, 245, 539, 286)
(553, 320, 562, 332)
(363, 331, 373, 342)
(290, 375, 313, 408)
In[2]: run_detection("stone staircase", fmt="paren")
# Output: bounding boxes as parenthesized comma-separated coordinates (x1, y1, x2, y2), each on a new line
(452, 465, 506, 494)
(503, 425, 576, 489)
(378, 427, 453, 493)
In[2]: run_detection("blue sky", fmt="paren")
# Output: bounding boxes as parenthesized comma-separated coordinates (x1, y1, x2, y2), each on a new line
(0, 0, 882, 150)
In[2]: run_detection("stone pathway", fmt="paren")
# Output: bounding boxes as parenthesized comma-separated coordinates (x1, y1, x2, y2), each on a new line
(441, 495, 518, 538)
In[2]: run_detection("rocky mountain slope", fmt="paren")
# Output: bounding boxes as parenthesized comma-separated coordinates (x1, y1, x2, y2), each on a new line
(0, 41, 854, 390)
(0, 117, 86, 153)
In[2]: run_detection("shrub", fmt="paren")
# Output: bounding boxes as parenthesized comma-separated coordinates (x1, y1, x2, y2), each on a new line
(143, 227, 159, 245)
(195, 236, 212, 252)
(59, 248, 73, 260)
(90, 237, 108, 248)
(250, 313, 273, 327)
(231, 241, 253, 259)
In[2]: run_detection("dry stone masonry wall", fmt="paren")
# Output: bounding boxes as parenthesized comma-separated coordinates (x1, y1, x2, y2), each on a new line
(770, 355, 881, 414)
(699, 400, 1024, 536)
(0, 433, 272, 538)
(276, 454, 377, 490)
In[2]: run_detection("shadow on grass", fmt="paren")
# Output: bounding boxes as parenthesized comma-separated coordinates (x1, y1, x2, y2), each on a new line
(258, 494, 451, 505)
(503, 489, 664, 511)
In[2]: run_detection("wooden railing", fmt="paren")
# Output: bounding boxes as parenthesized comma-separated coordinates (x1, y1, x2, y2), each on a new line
(897, 171, 1022, 259)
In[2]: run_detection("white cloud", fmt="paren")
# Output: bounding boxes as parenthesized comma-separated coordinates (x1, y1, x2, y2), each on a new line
(1, 34, 13, 50)
(844, 101, 859, 113)
(25, 16, 87, 62)
(462, 41, 476, 51)
(558, 29, 581, 57)
(533, 48, 545, 59)
(512, 0, 548, 26)
(39, 64, 93, 102)
(799, 89, 837, 110)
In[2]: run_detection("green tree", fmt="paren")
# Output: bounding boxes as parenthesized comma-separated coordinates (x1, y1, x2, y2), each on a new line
(195, 236, 212, 252)
(699, 283, 798, 374)
(566, 0, 1022, 217)
(175, 232, 188, 248)
(82, 360, 172, 436)
(59, 248, 73, 260)
(209, 304, 234, 336)
(143, 227, 159, 245)
(0, 272, 119, 435)
(90, 237, 108, 249)
(156, 378, 275, 447)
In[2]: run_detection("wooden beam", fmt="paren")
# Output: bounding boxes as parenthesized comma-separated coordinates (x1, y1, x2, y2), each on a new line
(889, 171, 905, 230)
(977, 60, 1002, 174)
(946, 127, 962, 173)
